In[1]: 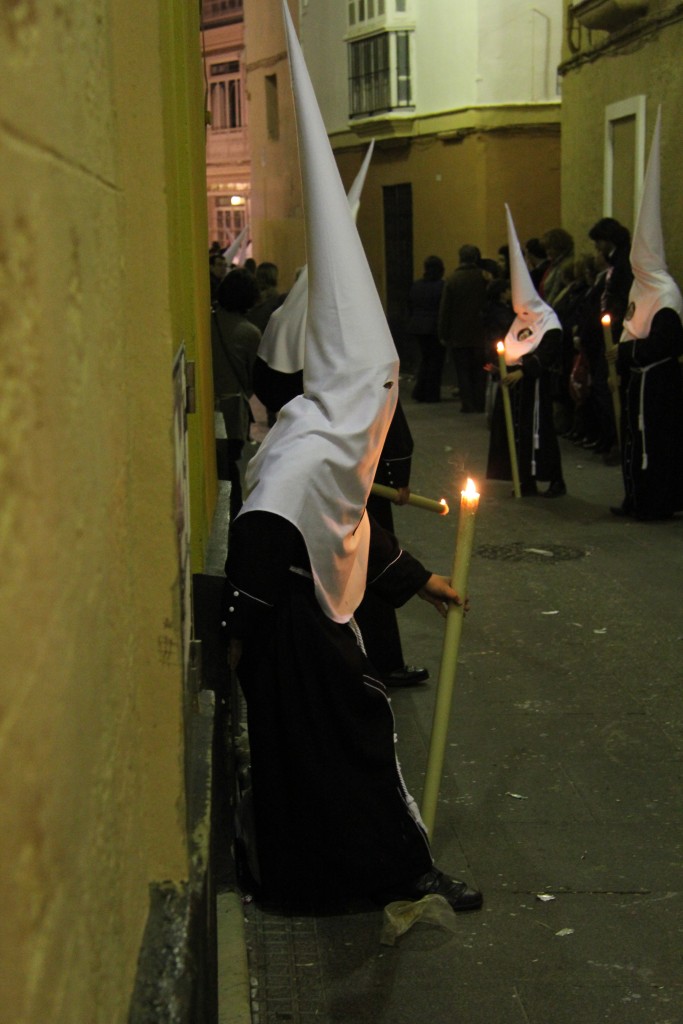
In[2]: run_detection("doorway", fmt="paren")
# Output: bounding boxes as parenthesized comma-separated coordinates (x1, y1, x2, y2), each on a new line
(383, 182, 414, 372)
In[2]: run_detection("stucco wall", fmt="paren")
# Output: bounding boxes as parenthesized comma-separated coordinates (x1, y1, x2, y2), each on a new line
(338, 126, 561, 299)
(245, 0, 561, 302)
(300, 0, 564, 132)
(243, 0, 305, 287)
(0, 2, 213, 1021)
(560, 5, 683, 281)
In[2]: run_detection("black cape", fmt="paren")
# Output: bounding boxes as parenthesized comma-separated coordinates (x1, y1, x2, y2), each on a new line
(486, 328, 564, 487)
(617, 307, 683, 519)
(224, 510, 433, 904)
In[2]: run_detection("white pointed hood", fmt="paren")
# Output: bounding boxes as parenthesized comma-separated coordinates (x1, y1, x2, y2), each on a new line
(239, 3, 398, 624)
(622, 107, 683, 342)
(503, 204, 561, 364)
(346, 138, 375, 221)
(222, 224, 249, 265)
(257, 140, 375, 376)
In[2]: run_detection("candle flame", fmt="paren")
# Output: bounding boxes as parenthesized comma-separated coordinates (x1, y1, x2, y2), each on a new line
(496, 340, 505, 354)
(462, 477, 479, 500)
(601, 313, 611, 327)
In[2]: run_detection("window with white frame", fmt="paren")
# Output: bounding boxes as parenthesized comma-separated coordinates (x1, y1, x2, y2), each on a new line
(348, 30, 412, 117)
(213, 197, 246, 247)
(209, 60, 242, 130)
(348, 0, 397, 24)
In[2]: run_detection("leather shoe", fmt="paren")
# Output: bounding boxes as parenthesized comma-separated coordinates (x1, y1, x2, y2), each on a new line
(383, 665, 429, 687)
(541, 480, 567, 498)
(378, 866, 483, 911)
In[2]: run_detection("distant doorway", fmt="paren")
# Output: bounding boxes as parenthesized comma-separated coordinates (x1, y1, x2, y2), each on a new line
(383, 183, 414, 372)
(603, 96, 647, 231)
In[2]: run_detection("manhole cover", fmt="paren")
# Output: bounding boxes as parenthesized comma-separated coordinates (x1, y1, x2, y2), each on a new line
(477, 542, 586, 563)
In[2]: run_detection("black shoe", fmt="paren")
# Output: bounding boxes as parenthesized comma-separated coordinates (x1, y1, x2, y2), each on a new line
(383, 665, 429, 687)
(379, 867, 483, 912)
(541, 480, 567, 498)
(610, 504, 630, 517)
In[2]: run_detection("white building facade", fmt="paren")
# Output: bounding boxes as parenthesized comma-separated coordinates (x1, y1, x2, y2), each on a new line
(294, 0, 564, 346)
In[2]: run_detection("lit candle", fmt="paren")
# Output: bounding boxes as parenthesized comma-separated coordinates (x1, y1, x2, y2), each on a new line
(601, 314, 622, 448)
(370, 483, 449, 515)
(421, 477, 479, 837)
(496, 341, 522, 498)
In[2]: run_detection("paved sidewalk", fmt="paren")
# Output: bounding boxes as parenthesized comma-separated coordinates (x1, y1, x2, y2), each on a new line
(218, 387, 683, 1024)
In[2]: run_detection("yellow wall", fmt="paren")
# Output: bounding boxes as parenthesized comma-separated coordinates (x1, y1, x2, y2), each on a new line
(560, 3, 683, 279)
(244, 0, 306, 290)
(336, 123, 561, 296)
(0, 1, 215, 1021)
(244, 0, 561, 301)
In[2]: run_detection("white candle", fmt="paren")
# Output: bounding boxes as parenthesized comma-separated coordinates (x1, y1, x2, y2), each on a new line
(422, 478, 479, 837)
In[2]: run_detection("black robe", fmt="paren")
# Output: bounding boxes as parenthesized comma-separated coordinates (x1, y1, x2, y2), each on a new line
(616, 307, 683, 519)
(223, 510, 433, 905)
(486, 328, 564, 487)
(355, 400, 413, 673)
(252, 355, 414, 675)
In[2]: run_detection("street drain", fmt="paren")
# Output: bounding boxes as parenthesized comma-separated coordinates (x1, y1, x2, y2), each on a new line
(477, 542, 586, 563)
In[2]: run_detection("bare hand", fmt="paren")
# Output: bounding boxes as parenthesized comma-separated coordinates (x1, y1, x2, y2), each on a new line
(394, 486, 410, 506)
(417, 574, 469, 619)
(502, 369, 523, 388)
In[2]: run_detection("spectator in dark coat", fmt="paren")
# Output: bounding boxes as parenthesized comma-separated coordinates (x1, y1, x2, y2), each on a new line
(539, 228, 574, 306)
(438, 245, 488, 413)
(247, 262, 286, 333)
(588, 217, 633, 339)
(408, 256, 446, 402)
(211, 269, 262, 517)
(524, 238, 548, 291)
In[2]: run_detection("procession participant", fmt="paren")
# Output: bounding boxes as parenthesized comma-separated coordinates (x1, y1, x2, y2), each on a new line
(486, 205, 566, 497)
(252, 142, 429, 689)
(222, 0, 482, 912)
(251, 140, 375, 415)
(611, 108, 683, 521)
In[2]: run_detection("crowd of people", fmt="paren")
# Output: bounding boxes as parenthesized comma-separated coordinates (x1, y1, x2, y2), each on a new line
(211, 196, 683, 524)
(405, 171, 683, 518)
(211, 197, 683, 524)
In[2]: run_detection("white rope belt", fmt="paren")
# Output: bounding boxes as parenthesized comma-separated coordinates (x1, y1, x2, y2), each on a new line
(631, 357, 669, 469)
